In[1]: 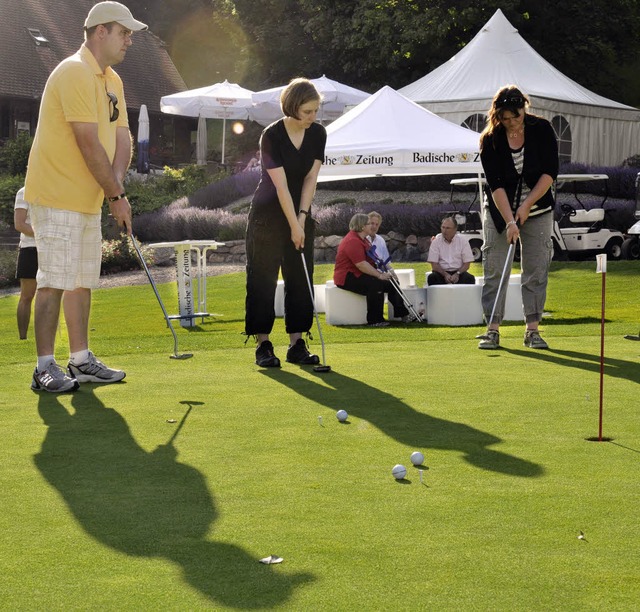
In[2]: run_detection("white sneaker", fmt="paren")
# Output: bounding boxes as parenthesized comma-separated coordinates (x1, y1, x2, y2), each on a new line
(67, 351, 126, 383)
(32, 362, 79, 393)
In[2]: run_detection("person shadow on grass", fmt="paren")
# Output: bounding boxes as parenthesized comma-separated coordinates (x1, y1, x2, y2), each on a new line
(261, 369, 543, 477)
(34, 389, 313, 608)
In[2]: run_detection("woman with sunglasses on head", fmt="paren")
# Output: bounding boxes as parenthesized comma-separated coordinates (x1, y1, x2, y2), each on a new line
(477, 85, 558, 350)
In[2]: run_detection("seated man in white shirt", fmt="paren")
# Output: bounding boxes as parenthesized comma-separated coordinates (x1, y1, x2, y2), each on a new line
(366, 211, 394, 275)
(427, 216, 476, 285)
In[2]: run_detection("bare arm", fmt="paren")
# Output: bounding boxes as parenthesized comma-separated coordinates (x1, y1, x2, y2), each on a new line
(70, 122, 131, 234)
(14, 208, 34, 237)
(112, 126, 133, 183)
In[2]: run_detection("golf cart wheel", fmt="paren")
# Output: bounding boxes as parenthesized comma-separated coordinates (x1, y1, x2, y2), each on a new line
(469, 239, 483, 262)
(621, 237, 640, 260)
(604, 238, 623, 260)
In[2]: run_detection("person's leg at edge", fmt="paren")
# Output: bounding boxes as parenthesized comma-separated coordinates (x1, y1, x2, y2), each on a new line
(282, 229, 319, 364)
(63, 288, 91, 354)
(34, 287, 64, 358)
(245, 218, 283, 366)
(480, 206, 510, 333)
(520, 213, 553, 346)
(17, 278, 37, 339)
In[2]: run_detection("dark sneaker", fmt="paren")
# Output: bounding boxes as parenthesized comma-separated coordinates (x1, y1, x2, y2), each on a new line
(256, 341, 281, 367)
(401, 313, 418, 323)
(478, 330, 500, 350)
(67, 351, 126, 383)
(368, 320, 390, 327)
(524, 330, 549, 349)
(286, 338, 320, 365)
(32, 362, 79, 393)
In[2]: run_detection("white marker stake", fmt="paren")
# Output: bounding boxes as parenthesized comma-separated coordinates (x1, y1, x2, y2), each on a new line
(596, 254, 607, 441)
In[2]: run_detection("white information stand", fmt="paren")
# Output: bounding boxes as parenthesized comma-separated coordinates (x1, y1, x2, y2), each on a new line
(148, 240, 225, 327)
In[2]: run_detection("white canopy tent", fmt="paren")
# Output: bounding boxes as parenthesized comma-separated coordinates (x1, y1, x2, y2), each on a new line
(160, 80, 254, 164)
(250, 75, 370, 126)
(399, 9, 640, 166)
(318, 86, 482, 182)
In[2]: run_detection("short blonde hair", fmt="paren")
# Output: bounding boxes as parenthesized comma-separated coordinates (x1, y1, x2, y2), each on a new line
(281, 78, 322, 119)
(349, 213, 370, 232)
(368, 211, 382, 222)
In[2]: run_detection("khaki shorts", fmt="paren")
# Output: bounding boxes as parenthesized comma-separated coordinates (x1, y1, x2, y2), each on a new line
(30, 205, 102, 291)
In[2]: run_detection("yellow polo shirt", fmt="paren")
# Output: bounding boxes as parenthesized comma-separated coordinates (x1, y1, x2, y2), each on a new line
(25, 44, 129, 214)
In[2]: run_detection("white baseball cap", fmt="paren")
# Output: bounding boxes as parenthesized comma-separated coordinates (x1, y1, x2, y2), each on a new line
(84, 2, 148, 31)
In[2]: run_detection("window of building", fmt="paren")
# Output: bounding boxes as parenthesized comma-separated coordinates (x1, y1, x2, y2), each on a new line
(461, 114, 487, 133)
(551, 115, 572, 163)
(27, 28, 49, 46)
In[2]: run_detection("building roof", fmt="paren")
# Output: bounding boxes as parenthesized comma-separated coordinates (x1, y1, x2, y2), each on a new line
(0, 0, 186, 112)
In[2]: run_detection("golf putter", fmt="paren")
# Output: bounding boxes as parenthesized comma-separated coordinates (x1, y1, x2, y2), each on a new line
(300, 251, 331, 372)
(487, 240, 515, 327)
(130, 234, 193, 360)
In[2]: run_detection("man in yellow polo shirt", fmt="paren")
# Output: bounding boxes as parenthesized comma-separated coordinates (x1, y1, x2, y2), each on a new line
(25, 2, 147, 392)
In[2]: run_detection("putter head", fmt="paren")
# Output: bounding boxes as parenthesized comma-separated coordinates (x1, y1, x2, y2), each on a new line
(313, 364, 331, 373)
(171, 353, 194, 360)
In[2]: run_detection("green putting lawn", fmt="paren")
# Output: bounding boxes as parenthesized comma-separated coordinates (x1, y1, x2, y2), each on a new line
(1, 261, 638, 610)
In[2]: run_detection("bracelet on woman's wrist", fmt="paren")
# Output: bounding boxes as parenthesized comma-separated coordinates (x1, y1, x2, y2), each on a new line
(506, 220, 517, 228)
(298, 209, 309, 216)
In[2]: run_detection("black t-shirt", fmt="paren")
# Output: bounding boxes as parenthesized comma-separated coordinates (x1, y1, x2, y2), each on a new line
(250, 119, 326, 223)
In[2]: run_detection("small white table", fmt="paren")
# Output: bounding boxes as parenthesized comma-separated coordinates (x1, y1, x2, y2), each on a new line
(148, 239, 225, 327)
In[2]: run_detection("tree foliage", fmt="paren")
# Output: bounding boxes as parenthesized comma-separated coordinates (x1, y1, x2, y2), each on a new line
(131, 0, 640, 105)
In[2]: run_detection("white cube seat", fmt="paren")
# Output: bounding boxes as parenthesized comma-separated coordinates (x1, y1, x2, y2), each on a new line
(275, 279, 328, 316)
(325, 286, 368, 325)
(475, 274, 523, 322)
(426, 284, 484, 326)
(394, 268, 415, 289)
(313, 284, 326, 313)
(388, 287, 427, 320)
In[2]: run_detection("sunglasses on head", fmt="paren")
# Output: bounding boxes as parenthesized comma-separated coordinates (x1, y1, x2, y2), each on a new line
(495, 94, 525, 109)
(106, 91, 119, 122)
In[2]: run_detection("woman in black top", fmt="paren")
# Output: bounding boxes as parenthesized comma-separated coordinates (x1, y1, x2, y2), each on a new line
(245, 78, 327, 367)
(478, 85, 558, 350)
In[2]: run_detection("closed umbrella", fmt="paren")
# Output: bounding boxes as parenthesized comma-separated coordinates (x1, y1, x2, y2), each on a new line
(136, 104, 150, 174)
(196, 116, 207, 166)
(161, 80, 254, 164)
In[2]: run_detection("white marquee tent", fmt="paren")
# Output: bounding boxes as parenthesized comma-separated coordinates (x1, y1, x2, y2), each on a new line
(318, 86, 482, 182)
(399, 9, 640, 166)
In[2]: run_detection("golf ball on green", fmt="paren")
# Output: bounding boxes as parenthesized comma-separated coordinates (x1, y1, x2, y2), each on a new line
(410, 451, 425, 466)
(392, 464, 407, 480)
(336, 409, 348, 422)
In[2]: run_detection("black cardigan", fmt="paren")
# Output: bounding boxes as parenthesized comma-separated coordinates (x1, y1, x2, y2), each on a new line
(480, 114, 559, 233)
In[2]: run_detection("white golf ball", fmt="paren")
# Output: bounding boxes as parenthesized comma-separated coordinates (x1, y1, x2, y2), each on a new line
(392, 464, 407, 480)
(410, 451, 425, 466)
(336, 409, 348, 422)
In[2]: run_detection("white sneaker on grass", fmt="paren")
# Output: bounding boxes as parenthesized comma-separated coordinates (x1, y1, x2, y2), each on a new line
(67, 351, 126, 384)
(32, 362, 79, 393)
